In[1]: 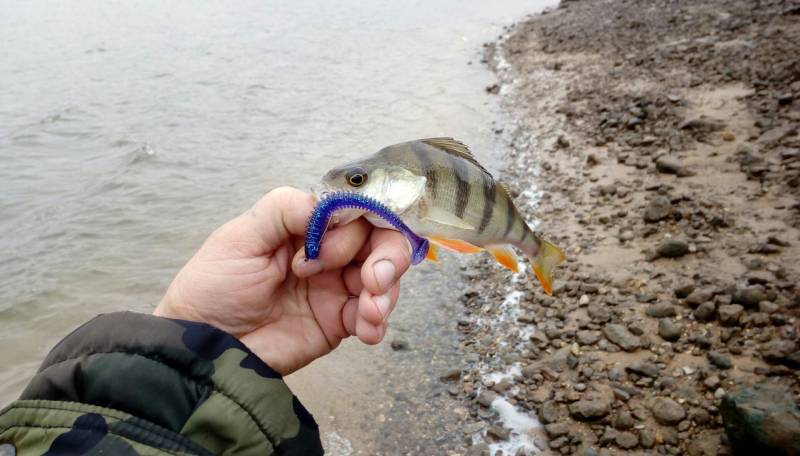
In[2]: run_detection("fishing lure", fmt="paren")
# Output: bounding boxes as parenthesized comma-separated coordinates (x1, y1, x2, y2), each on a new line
(305, 191, 430, 265)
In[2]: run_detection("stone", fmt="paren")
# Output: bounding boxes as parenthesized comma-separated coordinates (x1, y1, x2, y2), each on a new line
(439, 368, 461, 382)
(732, 286, 767, 308)
(685, 288, 713, 308)
(694, 302, 717, 322)
(675, 283, 695, 299)
(721, 384, 800, 455)
(616, 431, 639, 449)
(652, 398, 686, 425)
(570, 396, 613, 421)
(478, 390, 498, 407)
(576, 330, 601, 345)
(687, 431, 722, 456)
(656, 156, 692, 176)
(603, 324, 642, 351)
(718, 304, 744, 326)
(707, 352, 733, 370)
(646, 303, 677, 318)
(644, 196, 672, 223)
(658, 319, 683, 342)
(640, 429, 656, 448)
(487, 424, 510, 440)
(544, 422, 570, 438)
(613, 411, 635, 430)
(390, 337, 410, 351)
(467, 442, 490, 456)
(626, 361, 660, 378)
(656, 238, 690, 258)
(538, 401, 562, 424)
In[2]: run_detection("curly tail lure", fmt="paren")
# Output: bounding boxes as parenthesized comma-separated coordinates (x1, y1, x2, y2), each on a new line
(305, 191, 430, 265)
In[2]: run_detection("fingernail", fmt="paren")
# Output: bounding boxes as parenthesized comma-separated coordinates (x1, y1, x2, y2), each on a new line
(374, 293, 391, 319)
(372, 260, 396, 291)
(298, 258, 324, 276)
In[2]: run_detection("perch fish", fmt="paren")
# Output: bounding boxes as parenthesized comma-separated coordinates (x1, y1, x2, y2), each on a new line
(320, 137, 565, 294)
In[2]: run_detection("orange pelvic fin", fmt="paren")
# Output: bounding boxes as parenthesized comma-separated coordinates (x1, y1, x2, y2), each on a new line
(425, 242, 439, 262)
(429, 236, 483, 254)
(531, 240, 566, 296)
(487, 245, 519, 272)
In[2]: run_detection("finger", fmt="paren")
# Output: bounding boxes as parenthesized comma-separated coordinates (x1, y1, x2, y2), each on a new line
(216, 187, 315, 255)
(361, 229, 412, 296)
(358, 283, 400, 327)
(355, 310, 385, 345)
(292, 219, 371, 278)
(343, 265, 363, 296)
(342, 297, 358, 336)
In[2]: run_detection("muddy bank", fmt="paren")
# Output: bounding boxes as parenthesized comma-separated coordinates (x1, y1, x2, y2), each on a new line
(453, 1, 800, 455)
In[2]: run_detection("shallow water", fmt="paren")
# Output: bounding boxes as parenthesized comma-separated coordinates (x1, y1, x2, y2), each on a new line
(0, 0, 555, 452)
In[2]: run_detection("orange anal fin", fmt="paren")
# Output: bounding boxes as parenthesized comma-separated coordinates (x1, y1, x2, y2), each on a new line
(532, 264, 553, 295)
(425, 243, 439, 262)
(487, 245, 519, 273)
(429, 236, 483, 254)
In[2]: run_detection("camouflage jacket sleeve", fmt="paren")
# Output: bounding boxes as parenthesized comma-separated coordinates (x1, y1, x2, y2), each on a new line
(0, 312, 323, 455)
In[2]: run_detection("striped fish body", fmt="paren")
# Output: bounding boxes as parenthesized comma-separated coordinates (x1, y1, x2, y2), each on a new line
(321, 138, 565, 294)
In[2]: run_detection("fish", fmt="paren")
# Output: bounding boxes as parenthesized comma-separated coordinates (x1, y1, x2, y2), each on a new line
(320, 137, 565, 294)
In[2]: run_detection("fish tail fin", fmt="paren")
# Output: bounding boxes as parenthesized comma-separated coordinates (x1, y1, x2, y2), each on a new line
(523, 237, 565, 295)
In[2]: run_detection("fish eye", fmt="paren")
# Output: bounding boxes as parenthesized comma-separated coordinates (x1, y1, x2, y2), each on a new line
(346, 168, 367, 187)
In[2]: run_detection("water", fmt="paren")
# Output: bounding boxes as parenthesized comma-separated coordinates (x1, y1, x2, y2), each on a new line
(0, 0, 555, 453)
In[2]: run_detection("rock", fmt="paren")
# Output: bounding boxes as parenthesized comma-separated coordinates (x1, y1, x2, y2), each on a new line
(619, 229, 635, 242)
(721, 384, 800, 455)
(538, 401, 562, 424)
(570, 391, 613, 421)
(718, 304, 744, 326)
(626, 361, 660, 378)
(439, 368, 461, 382)
(616, 431, 639, 449)
(646, 303, 677, 318)
(694, 302, 717, 322)
(687, 431, 722, 456)
(685, 288, 713, 308)
(644, 196, 672, 223)
(707, 352, 733, 370)
(576, 330, 601, 345)
(487, 424, 510, 440)
(544, 422, 569, 438)
(467, 442, 490, 456)
(652, 398, 686, 425)
(675, 283, 695, 299)
(758, 124, 798, 147)
(557, 134, 571, 148)
(390, 337, 410, 351)
(549, 436, 569, 450)
(656, 238, 690, 258)
(656, 156, 693, 176)
(658, 318, 683, 342)
(478, 390, 498, 407)
(732, 286, 767, 308)
(613, 411, 635, 430)
(603, 324, 642, 351)
(640, 429, 656, 448)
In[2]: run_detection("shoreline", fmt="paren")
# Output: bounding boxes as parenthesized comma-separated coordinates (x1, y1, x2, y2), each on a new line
(454, 1, 800, 455)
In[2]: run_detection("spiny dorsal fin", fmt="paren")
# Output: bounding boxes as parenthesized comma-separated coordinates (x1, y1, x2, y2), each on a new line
(420, 137, 490, 174)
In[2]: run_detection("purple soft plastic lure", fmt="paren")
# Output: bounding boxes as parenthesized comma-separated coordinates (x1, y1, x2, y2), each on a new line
(305, 191, 430, 265)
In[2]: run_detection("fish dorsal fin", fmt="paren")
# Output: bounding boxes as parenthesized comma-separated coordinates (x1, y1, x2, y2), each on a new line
(420, 137, 490, 174)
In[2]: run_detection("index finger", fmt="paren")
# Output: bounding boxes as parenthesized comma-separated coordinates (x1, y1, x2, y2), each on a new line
(361, 228, 412, 296)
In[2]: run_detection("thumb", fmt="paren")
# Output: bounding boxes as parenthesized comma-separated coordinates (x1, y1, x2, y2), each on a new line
(216, 187, 316, 255)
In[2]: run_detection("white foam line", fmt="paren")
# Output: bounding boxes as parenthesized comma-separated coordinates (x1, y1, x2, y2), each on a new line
(488, 397, 541, 455)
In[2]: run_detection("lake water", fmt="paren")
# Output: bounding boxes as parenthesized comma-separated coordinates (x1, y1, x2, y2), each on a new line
(0, 0, 555, 453)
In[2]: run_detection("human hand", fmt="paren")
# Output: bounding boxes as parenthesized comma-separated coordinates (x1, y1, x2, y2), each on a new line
(154, 187, 412, 375)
